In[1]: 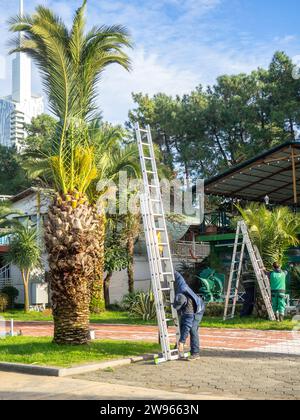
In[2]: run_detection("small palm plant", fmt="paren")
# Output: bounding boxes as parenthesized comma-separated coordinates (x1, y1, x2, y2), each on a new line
(237, 204, 300, 271)
(6, 225, 41, 313)
(237, 204, 300, 317)
(130, 290, 157, 321)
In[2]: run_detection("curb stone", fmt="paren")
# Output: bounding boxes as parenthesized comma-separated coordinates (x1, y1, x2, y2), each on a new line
(0, 352, 159, 377)
(0, 358, 133, 377)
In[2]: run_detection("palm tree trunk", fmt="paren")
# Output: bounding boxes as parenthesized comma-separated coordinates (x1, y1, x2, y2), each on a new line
(127, 235, 135, 293)
(45, 194, 98, 345)
(254, 294, 268, 319)
(104, 272, 113, 308)
(90, 213, 105, 313)
(21, 269, 30, 313)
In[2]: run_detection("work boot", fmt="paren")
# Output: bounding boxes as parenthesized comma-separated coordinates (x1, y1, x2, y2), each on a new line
(279, 314, 284, 322)
(189, 353, 200, 361)
(275, 312, 280, 322)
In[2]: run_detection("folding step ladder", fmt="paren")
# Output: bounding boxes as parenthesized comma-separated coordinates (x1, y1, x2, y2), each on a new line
(135, 123, 187, 364)
(223, 220, 276, 321)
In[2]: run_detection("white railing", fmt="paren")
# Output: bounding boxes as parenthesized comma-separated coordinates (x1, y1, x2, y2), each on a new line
(0, 278, 12, 289)
(0, 264, 12, 289)
(0, 196, 12, 202)
(0, 235, 10, 245)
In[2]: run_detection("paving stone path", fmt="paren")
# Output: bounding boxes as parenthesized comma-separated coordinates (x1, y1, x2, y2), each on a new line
(76, 349, 300, 400)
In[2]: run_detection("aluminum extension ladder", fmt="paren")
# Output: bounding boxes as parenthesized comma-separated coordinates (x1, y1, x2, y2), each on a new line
(135, 123, 187, 364)
(223, 220, 276, 321)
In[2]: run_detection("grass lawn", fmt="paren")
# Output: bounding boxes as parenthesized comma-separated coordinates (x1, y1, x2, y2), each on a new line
(201, 316, 295, 331)
(0, 336, 160, 367)
(1, 310, 297, 331)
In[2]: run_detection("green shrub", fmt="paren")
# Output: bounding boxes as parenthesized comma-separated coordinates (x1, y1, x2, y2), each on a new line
(0, 293, 9, 312)
(1, 286, 19, 309)
(130, 291, 157, 321)
(121, 291, 144, 311)
(106, 303, 123, 311)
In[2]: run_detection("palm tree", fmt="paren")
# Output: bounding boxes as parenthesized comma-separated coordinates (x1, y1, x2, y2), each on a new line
(237, 204, 300, 270)
(19, 119, 141, 313)
(9, 1, 132, 344)
(6, 225, 41, 313)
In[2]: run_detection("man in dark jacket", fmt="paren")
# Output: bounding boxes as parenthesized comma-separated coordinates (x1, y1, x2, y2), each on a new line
(173, 271, 205, 360)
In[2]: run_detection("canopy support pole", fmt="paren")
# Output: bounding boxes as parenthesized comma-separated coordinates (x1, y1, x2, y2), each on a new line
(291, 147, 298, 206)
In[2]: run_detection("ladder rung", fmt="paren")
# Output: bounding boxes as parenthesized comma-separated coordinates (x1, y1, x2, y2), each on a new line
(161, 288, 171, 292)
(146, 170, 155, 174)
(149, 184, 159, 188)
(168, 333, 178, 337)
(153, 214, 163, 217)
(139, 128, 148, 133)
(162, 272, 172, 276)
(158, 243, 168, 246)
(155, 228, 165, 232)
(161, 257, 170, 261)
(141, 142, 150, 146)
(144, 157, 153, 161)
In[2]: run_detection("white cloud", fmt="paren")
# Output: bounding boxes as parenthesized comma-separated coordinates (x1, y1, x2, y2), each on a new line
(274, 35, 297, 45)
(98, 49, 199, 124)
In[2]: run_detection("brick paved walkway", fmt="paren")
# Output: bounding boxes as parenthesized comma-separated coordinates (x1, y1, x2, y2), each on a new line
(5, 321, 300, 356)
(76, 349, 300, 400)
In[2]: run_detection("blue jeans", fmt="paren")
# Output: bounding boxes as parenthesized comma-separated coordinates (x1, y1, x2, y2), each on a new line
(179, 312, 203, 355)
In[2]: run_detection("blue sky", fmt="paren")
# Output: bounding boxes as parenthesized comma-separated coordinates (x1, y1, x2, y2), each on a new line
(0, 0, 300, 124)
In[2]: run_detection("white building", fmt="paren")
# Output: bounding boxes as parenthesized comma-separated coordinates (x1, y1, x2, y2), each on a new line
(0, 0, 44, 150)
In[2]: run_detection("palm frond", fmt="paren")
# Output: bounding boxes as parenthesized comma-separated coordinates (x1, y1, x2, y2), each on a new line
(8, 1, 132, 196)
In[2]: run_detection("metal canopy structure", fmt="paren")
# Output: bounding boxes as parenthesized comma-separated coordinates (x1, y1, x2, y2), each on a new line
(205, 140, 300, 206)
